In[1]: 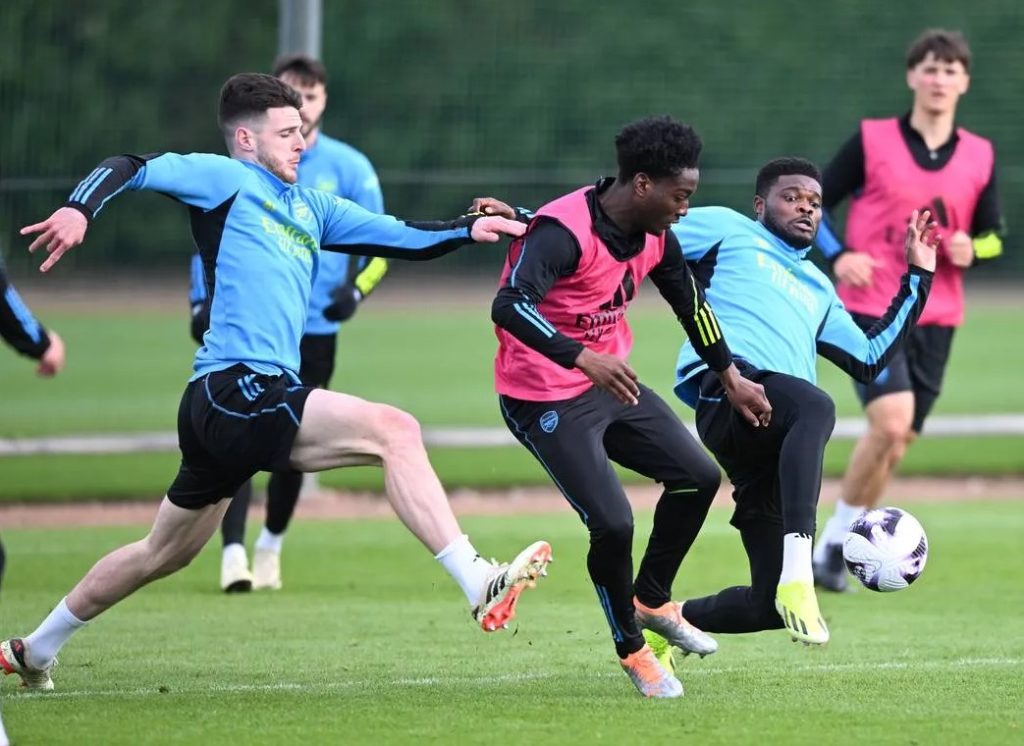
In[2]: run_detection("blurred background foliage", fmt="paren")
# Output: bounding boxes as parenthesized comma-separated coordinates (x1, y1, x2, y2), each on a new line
(1, 1, 1020, 277)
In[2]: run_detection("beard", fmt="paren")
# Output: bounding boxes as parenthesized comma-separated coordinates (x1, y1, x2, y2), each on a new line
(256, 151, 297, 184)
(763, 209, 813, 249)
(300, 115, 322, 139)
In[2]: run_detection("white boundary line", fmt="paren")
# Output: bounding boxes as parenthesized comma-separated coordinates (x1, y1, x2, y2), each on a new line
(3, 415, 1024, 457)
(9, 657, 1020, 701)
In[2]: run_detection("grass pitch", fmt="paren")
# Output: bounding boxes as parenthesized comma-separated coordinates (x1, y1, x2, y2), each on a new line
(1, 500, 1021, 744)
(1, 296, 1022, 501)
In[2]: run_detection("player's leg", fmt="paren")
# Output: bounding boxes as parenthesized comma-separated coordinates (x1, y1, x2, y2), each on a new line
(2, 373, 259, 689)
(682, 519, 785, 633)
(905, 323, 955, 440)
(698, 370, 832, 643)
(2, 497, 231, 689)
(500, 390, 680, 697)
(601, 384, 720, 656)
(219, 479, 254, 593)
(289, 388, 550, 630)
(256, 333, 336, 590)
(0, 535, 5, 596)
(814, 339, 914, 590)
(253, 471, 300, 590)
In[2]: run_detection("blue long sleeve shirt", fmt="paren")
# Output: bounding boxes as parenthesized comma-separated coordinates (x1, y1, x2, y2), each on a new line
(670, 207, 932, 408)
(189, 133, 385, 337)
(67, 152, 476, 381)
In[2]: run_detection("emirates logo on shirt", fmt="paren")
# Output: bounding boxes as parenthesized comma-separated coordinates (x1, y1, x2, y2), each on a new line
(574, 269, 634, 343)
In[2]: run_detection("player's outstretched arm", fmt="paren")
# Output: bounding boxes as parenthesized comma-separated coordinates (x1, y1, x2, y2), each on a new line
(817, 209, 938, 382)
(319, 197, 525, 260)
(23, 153, 242, 272)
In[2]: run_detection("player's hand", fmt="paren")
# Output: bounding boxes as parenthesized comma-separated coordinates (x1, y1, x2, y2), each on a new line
(467, 197, 517, 220)
(833, 251, 878, 288)
(904, 209, 939, 273)
(575, 348, 640, 406)
(470, 215, 526, 243)
(718, 364, 771, 428)
(21, 207, 89, 272)
(189, 302, 211, 345)
(37, 330, 66, 377)
(323, 284, 362, 322)
(946, 230, 974, 268)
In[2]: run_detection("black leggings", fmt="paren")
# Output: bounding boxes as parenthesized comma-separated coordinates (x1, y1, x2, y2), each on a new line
(696, 369, 835, 536)
(682, 521, 785, 633)
(684, 370, 835, 633)
(501, 384, 720, 658)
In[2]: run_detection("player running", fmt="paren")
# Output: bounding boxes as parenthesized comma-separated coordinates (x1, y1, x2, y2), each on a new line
(1, 73, 550, 692)
(188, 55, 390, 593)
(812, 29, 1005, 590)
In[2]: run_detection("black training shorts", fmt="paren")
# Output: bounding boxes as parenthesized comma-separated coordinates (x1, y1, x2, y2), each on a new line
(167, 365, 315, 509)
(850, 313, 955, 433)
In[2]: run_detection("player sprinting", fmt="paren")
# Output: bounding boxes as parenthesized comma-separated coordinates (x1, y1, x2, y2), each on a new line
(490, 116, 772, 698)
(665, 158, 936, 647)
(188, 55, 390, 593)
(812, 29, 1005, 591)
(0, 254, 67, 597)
(0, 73, 550, 692)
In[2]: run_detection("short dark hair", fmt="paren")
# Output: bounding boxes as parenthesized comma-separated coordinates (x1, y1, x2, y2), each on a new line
(614, 116, 702, 181)
(272, 54, 328, 86)
(906, 28, 972, 72)
(755, 157, 822, 197)
(218, 73, 303, 133)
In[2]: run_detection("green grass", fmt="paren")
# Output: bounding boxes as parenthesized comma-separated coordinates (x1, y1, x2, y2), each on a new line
(1, 501, 1022, 744)
(1, 297, 1022, 501)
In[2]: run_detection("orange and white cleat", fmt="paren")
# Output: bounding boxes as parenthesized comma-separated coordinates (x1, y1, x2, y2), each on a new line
(0, 638, 56, 691)
(634, 597, 718, 658)
(619, 644, 684, 698)
(473, 540, 552, 632)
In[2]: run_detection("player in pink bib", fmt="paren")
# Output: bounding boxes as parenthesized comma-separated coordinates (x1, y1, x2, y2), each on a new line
(491, 117, 771, 698)
(813, 29, 1005, 590)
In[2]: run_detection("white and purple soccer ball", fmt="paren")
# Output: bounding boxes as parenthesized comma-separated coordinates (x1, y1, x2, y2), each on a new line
(842, 507, 928, 592)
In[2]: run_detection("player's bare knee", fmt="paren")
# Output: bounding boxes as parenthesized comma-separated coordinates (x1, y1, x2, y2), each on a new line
(374, 405, 424, 452)
(874, 418, 913, 453)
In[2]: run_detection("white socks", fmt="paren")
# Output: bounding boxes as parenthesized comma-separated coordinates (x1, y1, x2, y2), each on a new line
(222, 542, 247, 563)
(780, 532, 814, 584)
(255, 528, 284, 554)
(435, 534, 493, 606)
(813, 499, 866, 563)
(24, 597, 86, 668)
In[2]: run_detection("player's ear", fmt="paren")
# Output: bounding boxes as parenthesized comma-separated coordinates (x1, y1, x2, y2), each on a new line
(234, 125, 257, 154)
(753, 194, 766, 219)
(633, 172, 651, 198)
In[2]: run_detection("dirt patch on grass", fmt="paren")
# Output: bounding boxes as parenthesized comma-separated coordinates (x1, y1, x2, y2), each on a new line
(2, 477, 1020, 529)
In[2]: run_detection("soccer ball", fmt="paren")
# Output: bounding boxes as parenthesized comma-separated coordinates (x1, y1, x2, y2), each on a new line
(842, 507, 928, 592)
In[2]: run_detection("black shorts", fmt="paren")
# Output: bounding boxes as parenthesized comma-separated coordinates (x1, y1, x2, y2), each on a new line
(299, 333, 337, 389)
(167, 365, 315, 509)
(850, 314, 955, 432)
